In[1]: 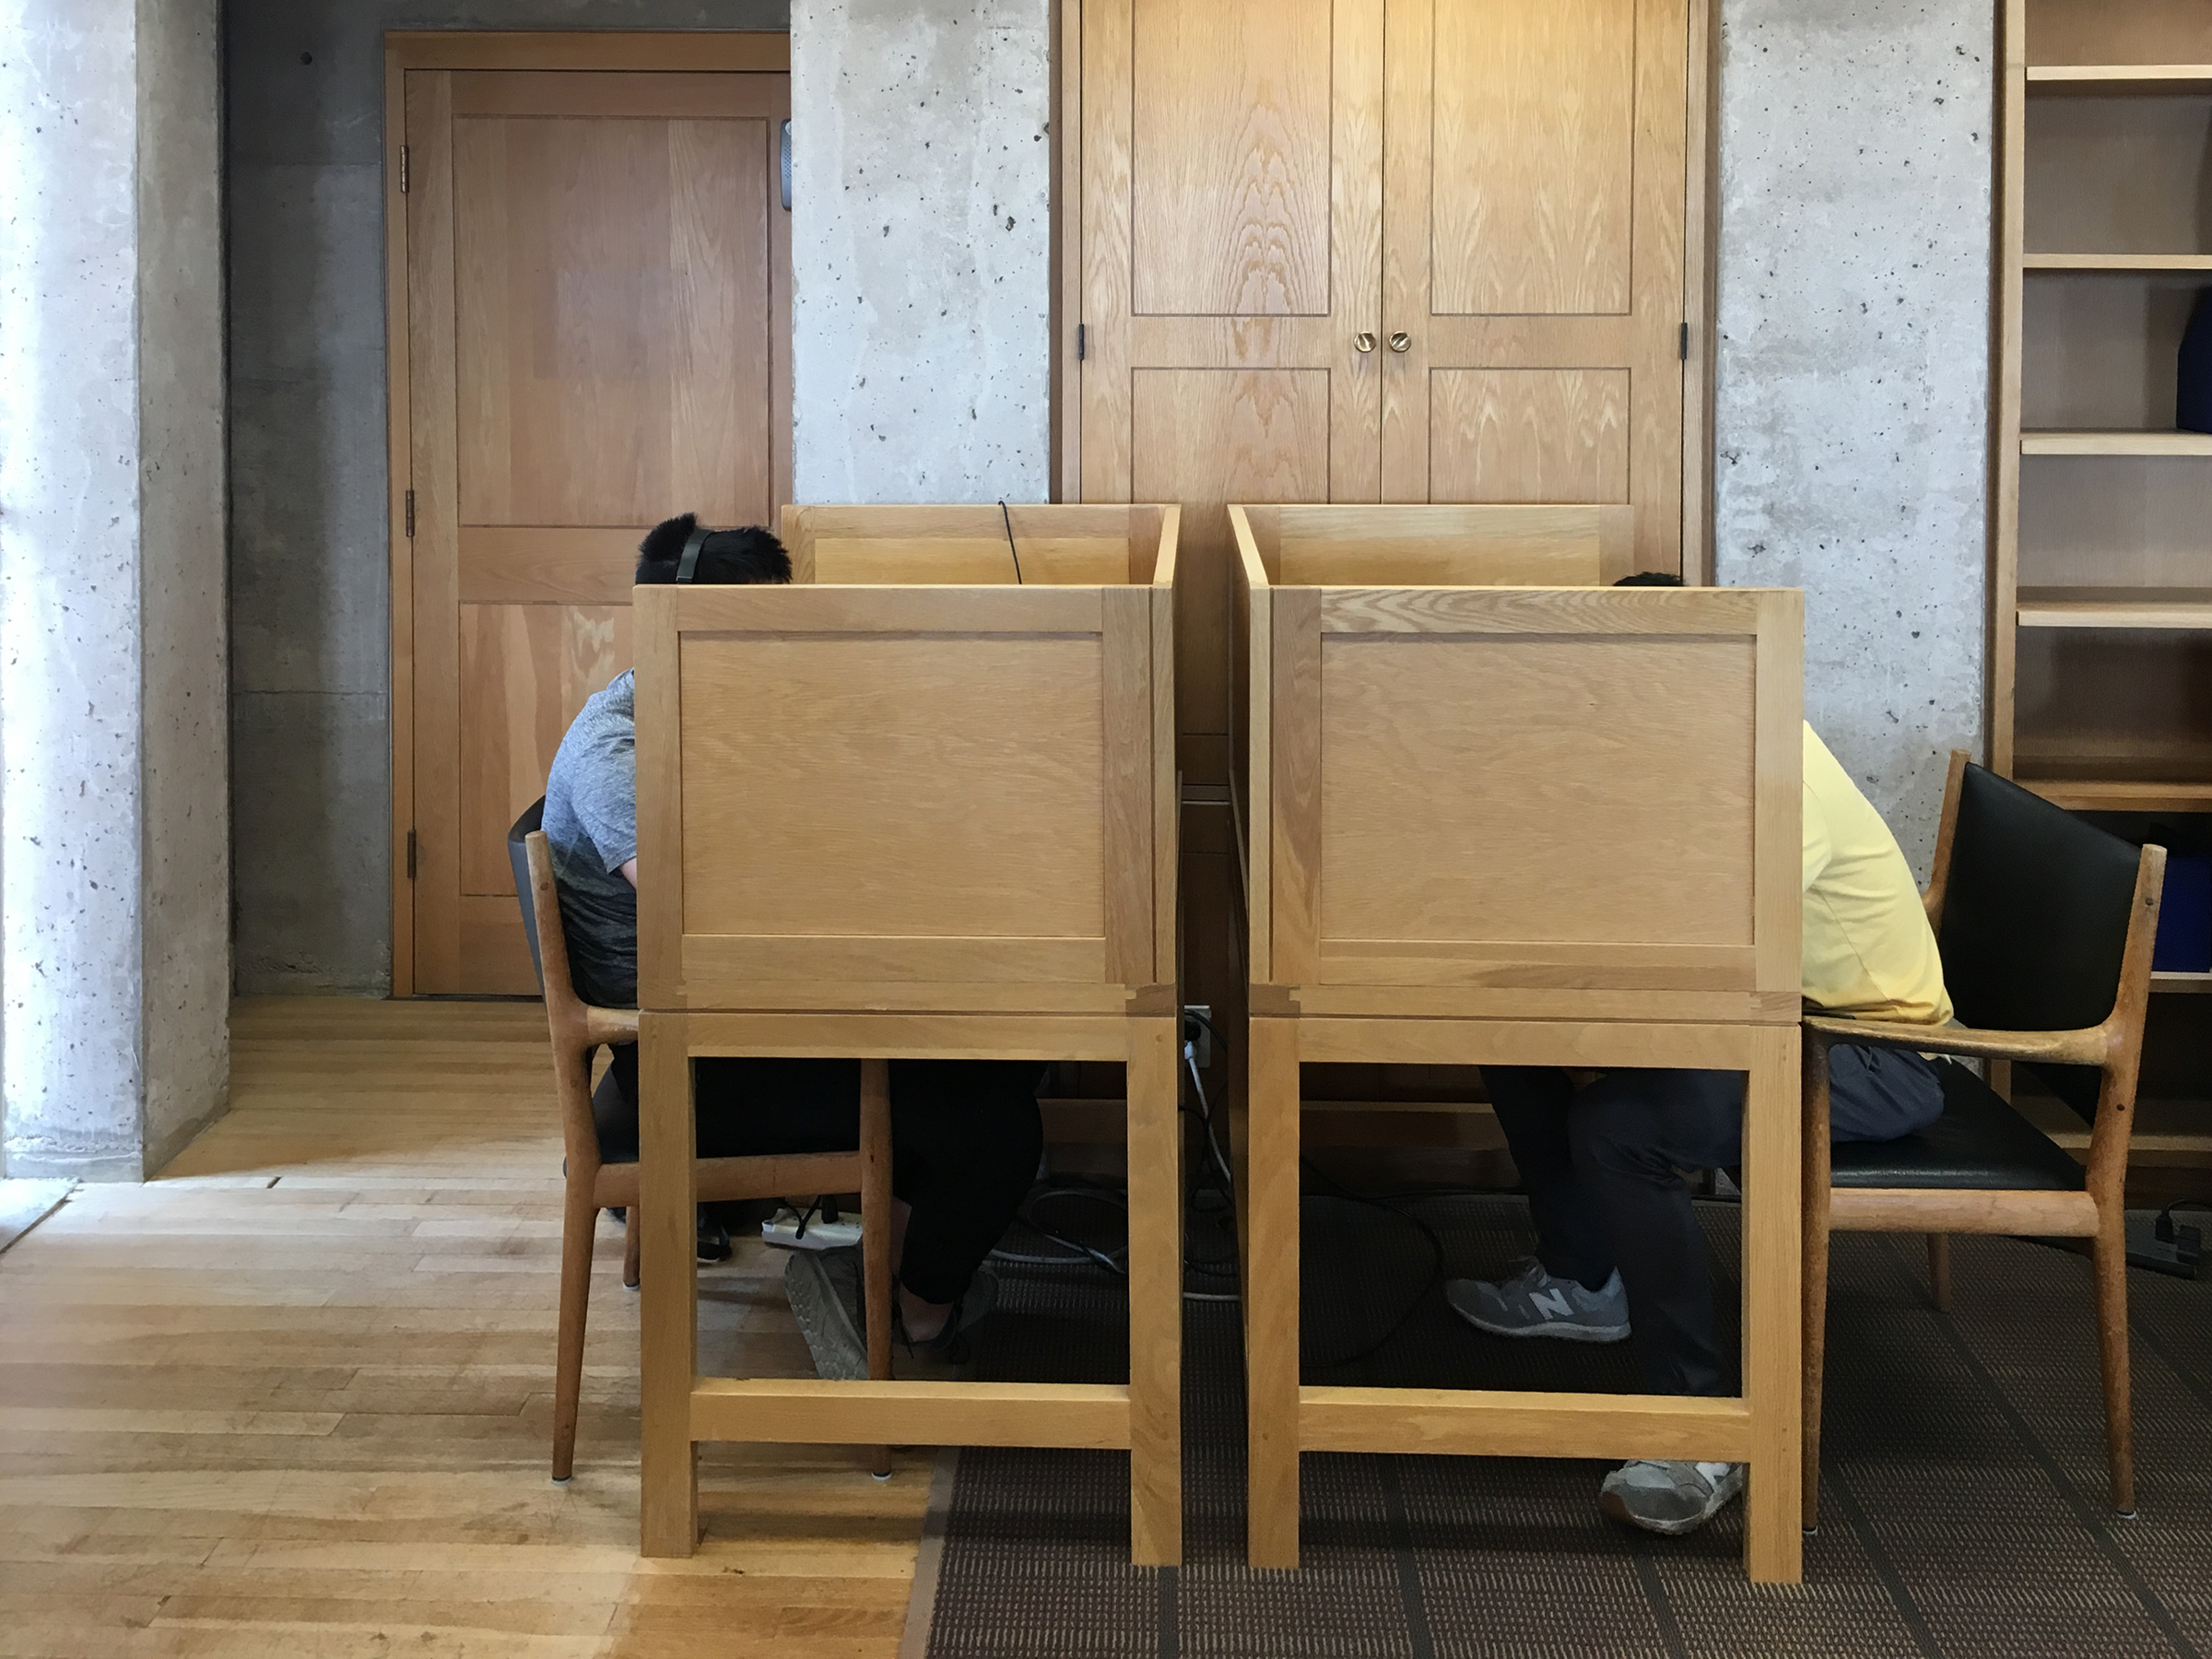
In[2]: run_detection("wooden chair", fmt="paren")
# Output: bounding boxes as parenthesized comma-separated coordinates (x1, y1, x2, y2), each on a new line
(505, 800, 894, 1483)
(1802, 754, 2164, 1527)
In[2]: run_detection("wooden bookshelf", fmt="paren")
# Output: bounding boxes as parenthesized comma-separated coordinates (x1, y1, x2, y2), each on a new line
(2002, 6, 2212, 1160)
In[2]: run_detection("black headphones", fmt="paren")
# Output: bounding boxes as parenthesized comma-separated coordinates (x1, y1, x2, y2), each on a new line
(676, 523, 712, 583)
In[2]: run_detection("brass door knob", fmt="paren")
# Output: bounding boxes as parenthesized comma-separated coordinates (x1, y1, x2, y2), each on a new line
(1388, 331, 1412, 353)
(1353, 331, 1377, 354)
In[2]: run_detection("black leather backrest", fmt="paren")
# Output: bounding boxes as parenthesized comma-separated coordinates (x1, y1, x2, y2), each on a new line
(1938, 764, 2139, 1114)
(507, 797, 547, 994)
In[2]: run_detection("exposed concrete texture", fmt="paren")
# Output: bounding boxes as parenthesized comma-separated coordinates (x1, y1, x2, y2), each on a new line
(790, 0, 1051, 501)
(224, 3, 787, 994)
(1713, 0, 1993, 875)
(0, 0, 229, 1179)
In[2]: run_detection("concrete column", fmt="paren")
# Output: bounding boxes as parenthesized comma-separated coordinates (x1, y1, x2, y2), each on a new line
(1713, 0, 1994, 873)
(0, 0, 229, 1179)
(791, 0, 1053, 502)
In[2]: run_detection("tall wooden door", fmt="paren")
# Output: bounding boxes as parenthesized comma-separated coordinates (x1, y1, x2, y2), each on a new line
(1381, 0, 1688, 561)
(1079, 0, 1384, 769)
(392, 47, 790, 994)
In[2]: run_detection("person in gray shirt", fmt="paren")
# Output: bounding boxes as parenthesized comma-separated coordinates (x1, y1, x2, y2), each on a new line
(541, 515, 1043, 1375)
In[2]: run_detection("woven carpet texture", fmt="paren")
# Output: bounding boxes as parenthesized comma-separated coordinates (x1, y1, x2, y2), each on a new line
(921, 1192, 2212, 1659)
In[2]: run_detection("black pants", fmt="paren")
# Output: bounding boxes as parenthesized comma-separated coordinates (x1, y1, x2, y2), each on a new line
(599, 1047, 1043, 1306)
(1483, 1046, 1944, 1396)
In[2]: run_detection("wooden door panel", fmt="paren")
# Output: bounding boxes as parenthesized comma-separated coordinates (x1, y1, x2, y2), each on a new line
(454, 114, 772, 527)
(1429, 369, 1630, 504)
(1431, 0, 1636, 316)
(457, 603, 632, 897)
(1382, 0, 1686, 559)
(1131, 0, 1335, 316)
(1131, 370, 1330, 740)
(1084, 0, 1382, 779)
(404, 60, 789, 994)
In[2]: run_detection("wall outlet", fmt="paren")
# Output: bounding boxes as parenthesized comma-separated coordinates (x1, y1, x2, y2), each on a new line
(1182, 1005, 1212, 1069)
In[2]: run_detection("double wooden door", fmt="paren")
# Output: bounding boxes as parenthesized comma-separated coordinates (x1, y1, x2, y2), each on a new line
(1077, 0, 1695, 760)
(391, 42, 789, 994)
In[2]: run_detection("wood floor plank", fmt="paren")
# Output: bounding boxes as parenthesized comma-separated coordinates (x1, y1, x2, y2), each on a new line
(0, 998, 926, 1658)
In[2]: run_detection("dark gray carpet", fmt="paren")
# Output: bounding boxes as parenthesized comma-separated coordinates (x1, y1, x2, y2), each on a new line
(920, 1191, 2212, 1659)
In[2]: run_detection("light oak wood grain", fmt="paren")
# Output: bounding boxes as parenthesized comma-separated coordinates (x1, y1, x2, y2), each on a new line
(1429, 369, 1630, 505)
(1430, 0, 1635, 316)
(1130, 0, 1334, 315)
(0, 998, 932, 1659)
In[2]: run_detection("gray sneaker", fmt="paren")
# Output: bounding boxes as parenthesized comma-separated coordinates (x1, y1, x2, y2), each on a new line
(1599, 1459, 1746, 1536)
(783, 1247, 868, 1382)
(1444, 1259, 1630, 1343)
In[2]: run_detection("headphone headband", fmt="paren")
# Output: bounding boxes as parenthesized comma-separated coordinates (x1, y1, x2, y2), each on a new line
(676, 524, 712, 583)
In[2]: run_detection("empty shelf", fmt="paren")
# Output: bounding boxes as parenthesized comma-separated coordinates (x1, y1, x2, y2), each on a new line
(2017, 588, 2212, 629)
(2021, 431, 2212, 456)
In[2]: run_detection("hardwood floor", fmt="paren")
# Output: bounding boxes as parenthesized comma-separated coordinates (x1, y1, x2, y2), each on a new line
(0, 997, 930, 1658)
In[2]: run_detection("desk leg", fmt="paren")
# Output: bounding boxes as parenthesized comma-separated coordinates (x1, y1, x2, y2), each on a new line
(1741, 1023, 1804, 1583)
(1126, 1016, 1183, 1565)
(639, 1014, 700, 1557)
(1245, 1016, 1300, 1569)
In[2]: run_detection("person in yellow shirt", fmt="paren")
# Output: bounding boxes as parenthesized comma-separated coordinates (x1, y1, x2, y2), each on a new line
(1446, 722, 1951, 1538)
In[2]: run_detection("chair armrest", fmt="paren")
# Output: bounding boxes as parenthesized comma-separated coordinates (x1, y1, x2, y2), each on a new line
(1802, 1012, 2107, 1068)
(582, 1006, 640, 1048)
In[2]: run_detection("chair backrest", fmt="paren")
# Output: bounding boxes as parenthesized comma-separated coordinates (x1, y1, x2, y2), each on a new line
(507, 798, 548, 994)
(1937, 763, 2149, 1114)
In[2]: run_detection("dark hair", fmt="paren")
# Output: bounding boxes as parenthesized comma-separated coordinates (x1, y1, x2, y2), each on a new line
(1613, 571, 1684, 587)
(635, 513, 793, 585)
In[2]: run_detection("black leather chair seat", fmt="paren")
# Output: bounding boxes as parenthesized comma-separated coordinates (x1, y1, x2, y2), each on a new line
(1829, 1058, 2086, 1192)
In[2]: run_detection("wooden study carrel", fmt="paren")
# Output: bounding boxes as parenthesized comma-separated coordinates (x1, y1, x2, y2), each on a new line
(1230, 503, 1807, 1582)
(630, 503, 1189, 1564)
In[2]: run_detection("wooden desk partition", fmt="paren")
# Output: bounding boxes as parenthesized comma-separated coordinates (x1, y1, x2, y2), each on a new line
(1230, 503, 1806, 1583)
(634, 503, 1184, 1563)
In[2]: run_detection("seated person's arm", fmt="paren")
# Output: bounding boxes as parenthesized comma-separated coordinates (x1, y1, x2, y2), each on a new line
(620, 857, 637, 888)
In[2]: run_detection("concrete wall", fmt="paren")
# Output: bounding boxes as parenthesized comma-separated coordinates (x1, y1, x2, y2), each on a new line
(1712, 0, 1994, 874)
(791, 0, 1052, 502)
(225, 2, 787, 994)
(0, 0, 229, 1178)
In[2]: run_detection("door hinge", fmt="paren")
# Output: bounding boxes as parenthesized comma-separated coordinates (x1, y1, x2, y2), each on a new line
(404, 489, 416, 538)
(1077, 323, 1087, 361)
(406, 830, 418, 880)
(399, 145, 409, 194)
(1679, 322, 1690, 361)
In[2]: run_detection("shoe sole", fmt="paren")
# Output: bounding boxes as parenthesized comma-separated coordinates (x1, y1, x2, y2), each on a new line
(783, 1253, 869, 1382)
(1597, 1477, 1745, 1537)
(1448, 1303, 1630, 1344)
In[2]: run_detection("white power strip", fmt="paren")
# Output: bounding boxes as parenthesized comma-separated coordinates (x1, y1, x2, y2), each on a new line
(760, 1206, 863, 1252)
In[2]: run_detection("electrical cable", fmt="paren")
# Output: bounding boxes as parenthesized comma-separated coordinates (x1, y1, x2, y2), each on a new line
(998, 499, 1024, 583)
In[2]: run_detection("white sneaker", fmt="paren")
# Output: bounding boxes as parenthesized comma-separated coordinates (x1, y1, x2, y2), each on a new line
(1444, 1258, 1630, 1343)
(1599, 1459, 1746, 1536)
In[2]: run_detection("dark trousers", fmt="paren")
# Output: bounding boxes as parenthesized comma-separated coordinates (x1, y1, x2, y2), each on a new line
(599, 1047, 1043, 1306)
(1483, 1046, 1944, 1396)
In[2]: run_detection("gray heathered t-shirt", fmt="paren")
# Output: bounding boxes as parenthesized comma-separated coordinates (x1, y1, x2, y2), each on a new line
(543, 669, 640, 1008)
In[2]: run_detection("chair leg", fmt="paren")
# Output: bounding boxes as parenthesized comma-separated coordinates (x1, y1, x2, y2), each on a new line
(1926, 1232, 1951, 1313)
(623, 1205, 641, 1290)
(1802, 1200, 1830, 1532)
(554, 1173, 600, 1482)
(2093, 1217, 2136, 1515)
(860, 1057, 895, 1479)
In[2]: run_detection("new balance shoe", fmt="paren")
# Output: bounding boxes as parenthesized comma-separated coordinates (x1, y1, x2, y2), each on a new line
(1443, 1258, 1630, 1343)
(1599, 1459, 1746, 1536)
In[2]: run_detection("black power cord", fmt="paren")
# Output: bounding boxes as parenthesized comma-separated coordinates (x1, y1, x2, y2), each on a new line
(998, 499, 1024, 584)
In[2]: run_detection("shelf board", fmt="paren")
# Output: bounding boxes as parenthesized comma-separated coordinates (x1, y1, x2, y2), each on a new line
(2021, 430, 2212, 456)
(2017, 587, 2212, 629)
(2153, 971, 2212, 994)
(2023, 253, 2212, 271)
(2027, 65, 2212, 92)
(2018, 777, 2212, 814)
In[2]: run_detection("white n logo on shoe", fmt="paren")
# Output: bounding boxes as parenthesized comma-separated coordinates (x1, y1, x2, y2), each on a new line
(1530, 1287, 1576, 1320)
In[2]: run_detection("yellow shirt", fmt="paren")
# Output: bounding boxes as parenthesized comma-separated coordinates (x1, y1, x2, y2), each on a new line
(1803, 724, 1952, 1025)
